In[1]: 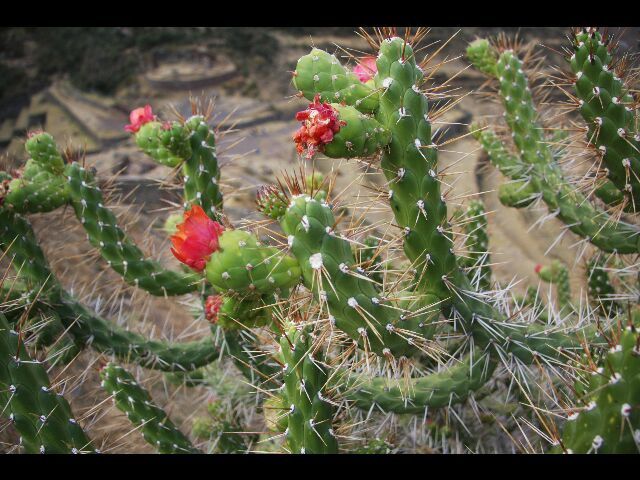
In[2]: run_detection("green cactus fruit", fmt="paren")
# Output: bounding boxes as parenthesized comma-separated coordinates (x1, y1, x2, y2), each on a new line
(559, 323, 640, 453)
(466, 39, 498, 77)
(4, 167, 69, 214)
(135, 121, 191, 168)
(100, 362, 200, 453)
(256, 185, 288, 220)
(293, 48, 379, 113)
(205, 229, 301, 295)
(0, 314, 95, 453)
(322, 104, 391, 159)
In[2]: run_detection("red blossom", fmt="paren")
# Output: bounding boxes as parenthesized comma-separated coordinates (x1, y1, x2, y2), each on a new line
(293, 95, 344, 159)
(170, 205, 224, 272)
(353, 56, 378, 83)
(124, 105, 156, 133)
(534, 264, 542, 274)
(204, 295, 224, 323)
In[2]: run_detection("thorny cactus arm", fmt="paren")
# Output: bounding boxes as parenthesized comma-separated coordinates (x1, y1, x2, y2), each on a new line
(278, 325, 338, 454)
(569, 28, 640, 210)
(468, 51, 640, 253)
(278, 193, 435, 357)
(0, 313, 96, 453)
(338, 320, 599, 413)
(587, 256, 620, 315)
(100, 363, 200, 453)
(67, 162, 202, 296)
(0, 211, 221, 371)
(536, 260, 572, 312)
(559, 323, 640, 453)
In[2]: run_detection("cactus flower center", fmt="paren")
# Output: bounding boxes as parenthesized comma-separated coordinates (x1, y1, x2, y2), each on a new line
(124, 105, 156, 133)
(293, 95, 344, 159)
(170, 205, 224, 272)
(353, 56, 378, 83)
(204, 295, 224, 323)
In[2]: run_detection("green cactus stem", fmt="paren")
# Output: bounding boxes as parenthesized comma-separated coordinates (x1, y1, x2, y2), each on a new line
(100, 362, 200, 453)
(279, 194, 434, 357)
(279, 324, 338, 454)
(66, 162, 202, 296)
(570, 28, 640, 210)
(458, 200, 491, 290)
(0, 313, 95, 453)
(559, 323, 640, 453)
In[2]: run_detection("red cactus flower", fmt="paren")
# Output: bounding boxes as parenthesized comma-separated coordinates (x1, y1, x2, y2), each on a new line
(170, 205, 224, 272)
(293, 95, 345, 159)
(534, 264, 543, 274)
(204, 295, 224, 323)
(353, 56, 378, 83)
(124, 104, 156, 133)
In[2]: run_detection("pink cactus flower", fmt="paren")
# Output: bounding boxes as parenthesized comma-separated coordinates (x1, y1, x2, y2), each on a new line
(124, 105, 156, 133)
(353, 56, 378, 83)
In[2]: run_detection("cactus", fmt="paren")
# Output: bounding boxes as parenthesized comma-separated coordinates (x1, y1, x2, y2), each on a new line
(100, 363, 200, 453)
(569, 28, 640, 211)
(1, 26, 639, 455)
(559, 321, 640, 453)
(0, 314, 95, 453)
